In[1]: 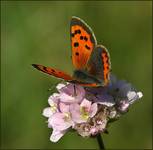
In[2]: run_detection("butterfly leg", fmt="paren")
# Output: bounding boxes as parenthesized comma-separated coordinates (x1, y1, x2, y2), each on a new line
(73, 84, 77, 96)
(85, 87, 99, 99)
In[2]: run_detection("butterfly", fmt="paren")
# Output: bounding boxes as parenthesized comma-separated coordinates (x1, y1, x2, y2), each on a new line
(32, 16, 111, 87)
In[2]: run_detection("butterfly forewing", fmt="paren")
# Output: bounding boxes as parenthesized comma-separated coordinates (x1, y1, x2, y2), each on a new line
(32, 64, 73, 81)
(70, 16, 97, 70)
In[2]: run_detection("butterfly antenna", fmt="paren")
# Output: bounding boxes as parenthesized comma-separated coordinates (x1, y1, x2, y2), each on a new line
(48, 86, 55, 92)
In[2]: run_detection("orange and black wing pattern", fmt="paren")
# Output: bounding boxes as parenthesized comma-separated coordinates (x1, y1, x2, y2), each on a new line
(101, 47, 111, 85)
(32, 64, 73, 81)
(86, 45, 111, 86)
(70, 16, 97, 70)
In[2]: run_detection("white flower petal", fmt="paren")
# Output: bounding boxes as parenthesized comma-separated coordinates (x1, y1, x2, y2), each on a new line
(59, 102, 70, 113)
(80, 99, 91, 112)
(59, 92, 83, 104)
(70, 103, 86, 123)
(109, 110, 117, 118)
(48, 113, 72, 131)
(127, 91, 137, 101)
(48, 120, 52, 128)
(98, 101, 115, 107)
(42, 107, 53, 118)
(59, 93, 75, 103)
(48, 93, 59, 106)
(90, 103, 98, 118)
(56, 83, 66, 91)
(137, 92, 143, 98)
(90, 127, 98, 135)
(70, 104, 80, 121)
(118, 100, 129, 112)
(127, 91, 143, 104)
(50, 129, 66, 142)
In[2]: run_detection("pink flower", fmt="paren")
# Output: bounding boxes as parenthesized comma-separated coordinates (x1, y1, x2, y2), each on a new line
(42, 93, 59, 118)
(57, 83, 85, 104)
(90, 126, 99, 136)
(48, 102, 74, 142)
(117, 100, 130, 113)
(48, 103, 73, 130)
(117, 91, 143, 113)
(127, 91, 143, 104)
(70, 99, 98, 123)
(41, 81, 143, 142)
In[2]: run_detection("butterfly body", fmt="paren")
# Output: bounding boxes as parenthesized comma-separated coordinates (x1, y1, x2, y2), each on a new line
(32, 16, 111, 87)
(72, 70, 102, 84)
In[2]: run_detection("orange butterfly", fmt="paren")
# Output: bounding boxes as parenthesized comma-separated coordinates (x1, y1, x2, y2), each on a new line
(32, 16, 111, 87)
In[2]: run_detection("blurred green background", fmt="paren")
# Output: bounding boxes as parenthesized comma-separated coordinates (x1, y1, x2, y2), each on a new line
(1, 1, 152, 149)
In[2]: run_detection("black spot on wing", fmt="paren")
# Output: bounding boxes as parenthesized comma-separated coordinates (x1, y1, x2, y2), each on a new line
(85, 45, 91, 50)
(75, 30, 78, 34)
(74, 42, 79, 47)
(77, 29, 81, 34)
(80, 36, 83, 40)
(75, 52, 79, 56)
(74, 29, 81, 35)
(71, 33, 75, 37)
(71, 17, 96, 46)
(43, 66, 47, 71)
(51, 69, 55, 72)
(84, 36, 88, 41)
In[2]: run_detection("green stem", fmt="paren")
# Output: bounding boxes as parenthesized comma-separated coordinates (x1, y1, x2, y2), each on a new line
(97, 134, 105, 149)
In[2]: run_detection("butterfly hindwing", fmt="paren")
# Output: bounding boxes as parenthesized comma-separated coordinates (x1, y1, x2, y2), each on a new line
(32, 64, 73, 81)
(86, 45, 111, 86)
(70, 16, 97, 70)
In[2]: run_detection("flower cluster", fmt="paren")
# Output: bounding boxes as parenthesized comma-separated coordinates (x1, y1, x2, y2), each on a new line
(42, 75, 143, 142)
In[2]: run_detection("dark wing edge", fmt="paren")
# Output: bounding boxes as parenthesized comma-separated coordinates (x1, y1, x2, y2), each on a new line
(32, 64, 73, 81)
(70, 16, 97, 46)
(86, 45, 111, 86)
